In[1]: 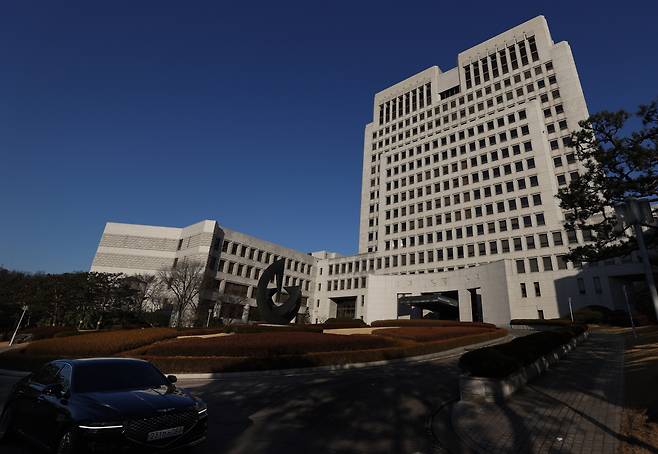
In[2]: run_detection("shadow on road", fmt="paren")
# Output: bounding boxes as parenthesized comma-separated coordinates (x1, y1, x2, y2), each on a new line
(0, 356, 462, 454)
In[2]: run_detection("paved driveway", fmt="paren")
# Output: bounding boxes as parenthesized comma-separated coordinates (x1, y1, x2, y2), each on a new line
(0, 354, 463, 454)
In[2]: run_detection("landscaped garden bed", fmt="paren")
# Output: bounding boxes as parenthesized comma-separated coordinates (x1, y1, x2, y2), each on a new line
(0, 323, 507, 373)
(131, 332, 399, 357)
(373, 326, 493, 342)
(458, 325, 588, 402)
(371, 319, 496, 329)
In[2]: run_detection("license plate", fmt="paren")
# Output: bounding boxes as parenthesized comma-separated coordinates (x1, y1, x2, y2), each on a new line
(147, 426, 185, 441)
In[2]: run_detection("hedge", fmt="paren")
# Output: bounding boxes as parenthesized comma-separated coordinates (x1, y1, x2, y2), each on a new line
(138, 328, 508, 374)
(374, 327, 493, 342)
(322, 318, 369, 328)
(20, 326, 78, 341)
(224, 324, 324, 334)
(371, 319, 496, 329)
(131, 332, 401, 357)
(459, 325, 587, 378)
(17, 328, 179, 357)
(510, 319, 575, 327)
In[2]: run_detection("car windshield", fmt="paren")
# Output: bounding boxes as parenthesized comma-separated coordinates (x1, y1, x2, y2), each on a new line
(72, 361, 169, 393)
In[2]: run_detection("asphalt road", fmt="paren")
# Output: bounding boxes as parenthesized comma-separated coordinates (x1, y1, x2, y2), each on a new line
(0, 354, 463, 454)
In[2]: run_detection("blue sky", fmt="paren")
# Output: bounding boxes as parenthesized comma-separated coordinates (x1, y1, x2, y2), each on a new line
(1, 1, 657, 273)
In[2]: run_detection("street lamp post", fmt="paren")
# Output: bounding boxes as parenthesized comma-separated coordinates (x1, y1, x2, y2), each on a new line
(9, 305, 29, 347)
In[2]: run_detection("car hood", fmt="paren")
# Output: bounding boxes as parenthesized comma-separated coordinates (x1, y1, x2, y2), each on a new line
(73, 387, 196, 421)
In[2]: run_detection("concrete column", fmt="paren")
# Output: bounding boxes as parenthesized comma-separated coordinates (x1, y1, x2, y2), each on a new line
(242, 304, 250, 322)
(458, 288, 473, 322)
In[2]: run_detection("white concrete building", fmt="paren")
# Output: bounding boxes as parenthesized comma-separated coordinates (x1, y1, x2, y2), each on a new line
(91, 16, 650, 326)
(91, 221, 316, 324)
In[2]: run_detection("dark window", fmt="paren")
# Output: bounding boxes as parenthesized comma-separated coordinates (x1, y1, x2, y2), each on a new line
(32, 363, 61, 385)
(73, 361, 169, 393)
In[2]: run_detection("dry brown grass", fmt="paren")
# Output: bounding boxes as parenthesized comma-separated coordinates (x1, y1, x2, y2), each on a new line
(133, 332, 403, 357)
(373, 326, 492, 342)
(620, 326, 658, 454)
(19, 328, 179, 357)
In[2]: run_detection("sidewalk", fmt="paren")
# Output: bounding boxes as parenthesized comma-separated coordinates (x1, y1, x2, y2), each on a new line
(449, 333, 625, 454)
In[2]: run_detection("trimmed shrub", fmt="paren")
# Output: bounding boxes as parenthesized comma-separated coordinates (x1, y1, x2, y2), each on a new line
(459, 326, 587, 378)
(134, 332, 400, 357)
(226, 324, 324, 334)
(21, 326, 77, 340)
(322, 318, 369, 328)
(569, 305, 613, 324)
(510, 319, 574, 327)
(52, 330, 80, 338)
(176, 327, 228, 336)
(19, 328, 179, 357)
(371, 319, 496, 329)
(373, 327, 492, 342)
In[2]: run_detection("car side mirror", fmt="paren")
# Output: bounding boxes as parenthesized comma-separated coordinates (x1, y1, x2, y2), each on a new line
(167, 375, 177, 384)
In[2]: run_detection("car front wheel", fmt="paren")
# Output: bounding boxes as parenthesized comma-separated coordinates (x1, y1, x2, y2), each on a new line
(56, 429, 79, 454)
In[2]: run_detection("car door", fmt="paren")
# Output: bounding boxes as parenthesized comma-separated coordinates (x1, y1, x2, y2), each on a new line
(41, 363, 73, 447)
(15, 362, 61, 445)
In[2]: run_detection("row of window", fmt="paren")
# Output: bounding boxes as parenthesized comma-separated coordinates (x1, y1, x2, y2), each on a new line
(378, 83, 432, 125)
(384, 186, 542, 228)
(384, 211, 548, 249)
(372, 59, 554, 142)
(371, 75, 560, 152)
(219, 260, 312, 292)
(464, 36, 541, 90)
(385, 173, 540, 220)
(220, 240, 313, 275)
(382, 108, 529, 161)
(384, 157, 538, 208)
(325, 276, 368, 292)
(333, 236, 581, 279)
(384, 133, 534, 184)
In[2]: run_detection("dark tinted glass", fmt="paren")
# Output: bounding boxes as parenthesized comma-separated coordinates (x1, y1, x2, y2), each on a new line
(32, 363, 61, 385)
(73, 362, 168, 393)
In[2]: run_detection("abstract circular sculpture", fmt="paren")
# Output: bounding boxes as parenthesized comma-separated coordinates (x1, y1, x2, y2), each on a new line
(255, 258, 302, 324)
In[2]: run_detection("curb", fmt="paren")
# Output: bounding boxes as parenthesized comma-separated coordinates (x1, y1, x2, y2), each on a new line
(167, 334, 514, 380)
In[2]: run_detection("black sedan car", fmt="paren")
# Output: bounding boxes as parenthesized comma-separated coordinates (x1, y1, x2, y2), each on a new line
(0, 358, 208, 453)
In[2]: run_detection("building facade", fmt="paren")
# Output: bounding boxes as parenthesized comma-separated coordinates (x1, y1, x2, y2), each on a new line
(91, 221, 317, 324)
(91, 16, 650, 326)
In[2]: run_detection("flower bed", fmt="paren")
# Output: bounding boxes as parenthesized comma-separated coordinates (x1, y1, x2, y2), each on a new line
(371, 319, 496, 329)
(374, 326, 493, 342)
(0, 324, 508, 374)
(132, 332, 401, 357)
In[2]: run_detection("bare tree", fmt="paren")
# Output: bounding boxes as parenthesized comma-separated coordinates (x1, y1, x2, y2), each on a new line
(124, 274, 163, 313)
(158, 259, 210, 328)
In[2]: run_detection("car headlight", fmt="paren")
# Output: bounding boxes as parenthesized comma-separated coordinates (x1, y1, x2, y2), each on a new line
(194, 400, 208, 416)
(78, 422, 124, 430)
